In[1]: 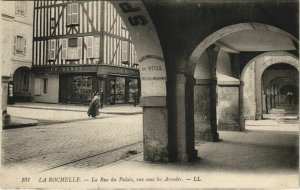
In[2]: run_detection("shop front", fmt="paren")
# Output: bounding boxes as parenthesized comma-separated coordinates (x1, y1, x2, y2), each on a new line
(97, 65, 140, 105)
(32, 65, 98, 104)
(32, 65, 140, 105)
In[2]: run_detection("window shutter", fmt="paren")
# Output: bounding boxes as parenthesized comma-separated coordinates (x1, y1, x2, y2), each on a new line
(121, 41, 129, 63)
(86, 36, 93, 58)
(72, 3, 78, 24)
(13, 36, 17, 53)
(94, 36, 100, 58)
(77, 37, 82, 59)
(62, 39, 67, 59)
(67, 4, 71, 25)
(23, 37, 26, 55)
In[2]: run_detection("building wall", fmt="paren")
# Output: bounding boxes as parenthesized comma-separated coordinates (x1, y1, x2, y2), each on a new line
(33, 1, 137, 67)
(33, 74, 59, 103)
(1, 1, 33, 108)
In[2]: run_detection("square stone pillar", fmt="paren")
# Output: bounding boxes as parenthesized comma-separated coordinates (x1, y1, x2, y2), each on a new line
(194, 79, 219, 142)
(217, 82, 241, 131)
(174, 73, 197, 162)
(140, 96, 169, 162)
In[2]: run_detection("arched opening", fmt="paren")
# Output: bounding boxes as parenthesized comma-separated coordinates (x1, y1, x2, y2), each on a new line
(261, 64, 299, 119)
(110, 1, 170, 162)
(241, 52, 299, 121)
(12, 66, 32, 102)
(189, 23, 298, 143)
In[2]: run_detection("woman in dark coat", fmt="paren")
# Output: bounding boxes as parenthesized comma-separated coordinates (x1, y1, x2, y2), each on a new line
(87, 92, 100, 117)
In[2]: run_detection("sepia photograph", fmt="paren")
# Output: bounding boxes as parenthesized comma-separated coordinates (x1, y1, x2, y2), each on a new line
(0, 0, 299, 189)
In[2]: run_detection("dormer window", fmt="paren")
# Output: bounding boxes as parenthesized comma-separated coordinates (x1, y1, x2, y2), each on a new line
(67, 3, 79, 26)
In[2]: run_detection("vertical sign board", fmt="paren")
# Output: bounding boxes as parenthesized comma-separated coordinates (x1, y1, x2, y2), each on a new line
(114, 1, 167, 97)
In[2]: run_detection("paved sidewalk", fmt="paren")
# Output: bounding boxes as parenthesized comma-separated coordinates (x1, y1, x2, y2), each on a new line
(8, 102, 142, 115)
(1, 121, 298, 189)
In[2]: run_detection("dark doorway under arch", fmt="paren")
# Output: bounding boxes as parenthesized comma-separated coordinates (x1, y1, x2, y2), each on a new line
(13, 67, 32, 102)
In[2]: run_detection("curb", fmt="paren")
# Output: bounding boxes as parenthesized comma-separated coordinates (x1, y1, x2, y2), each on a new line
(3, 122, 38, 130)
(9, 105, 142, 115)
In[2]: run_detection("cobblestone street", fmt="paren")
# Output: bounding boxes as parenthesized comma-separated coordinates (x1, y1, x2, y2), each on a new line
(2, 113, 143, 173)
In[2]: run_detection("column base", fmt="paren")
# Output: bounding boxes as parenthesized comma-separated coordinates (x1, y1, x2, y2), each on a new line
(218, 124, 241, 131)
(255, 115, 262, 120)
(199, 132, 219, 142)
(2, 113, 11, 128)
(187, 149, 198, 162)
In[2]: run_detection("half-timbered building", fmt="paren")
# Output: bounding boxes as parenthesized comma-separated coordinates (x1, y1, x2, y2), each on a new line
(32, 1, 139, 105)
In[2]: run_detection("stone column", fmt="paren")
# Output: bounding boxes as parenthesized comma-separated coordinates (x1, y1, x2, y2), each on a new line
(217, 82, 241, 131)
(273, 85, 277, 108)
(266, 87, 272, 111)
(255, 60, 263, 120)
(262, 91, 267, 114)
(140, 96, 169, 162)
(173, 73, 197, 161)
(194, 46, 219, 142)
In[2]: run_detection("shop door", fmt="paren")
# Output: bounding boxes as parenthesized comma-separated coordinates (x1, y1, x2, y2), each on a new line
(59, 75, 68, 103)
(108, 77, 126, 104)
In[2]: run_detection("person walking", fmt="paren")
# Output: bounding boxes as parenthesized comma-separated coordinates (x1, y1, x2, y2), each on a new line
(87, 92, 100, 117)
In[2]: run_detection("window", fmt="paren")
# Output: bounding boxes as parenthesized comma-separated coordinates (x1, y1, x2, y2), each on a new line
(67, 3, 79, 25)
(68, 38, 78, 47)
(14, 35, 26, 55)
(121, 41, 129, 64)
(48, 39, 56, 60)
(86, 36, 94, 58)
(63, 37, 82, 60)
(15, 1, 27, 16)
(43, 78, 48, 94)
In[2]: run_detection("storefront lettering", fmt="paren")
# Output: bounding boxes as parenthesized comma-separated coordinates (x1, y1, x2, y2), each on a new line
(119, 2, 148, 26)
(50, 66, 82, 73)
(138, 55, 164, 62)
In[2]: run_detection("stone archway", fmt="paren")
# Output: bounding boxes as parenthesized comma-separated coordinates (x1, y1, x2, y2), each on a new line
(268, 77, 299, 106)
(241, 52, 299, 120)
(188, 23, 298, 143)
(13, 66, 32, 102)
(110, 1, 169, 162)
(187, 23, 298, 76)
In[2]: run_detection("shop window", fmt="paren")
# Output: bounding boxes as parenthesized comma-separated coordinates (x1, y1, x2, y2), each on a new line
(14, 35, 26, 55)
(128, 78, 138, 103)
(15, 1, 27, 16)
(121, 41, 129, 64)
(67, 3, 79, 26)
(48, 39, 56, 60)
(72, 76, 93, 101)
